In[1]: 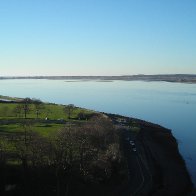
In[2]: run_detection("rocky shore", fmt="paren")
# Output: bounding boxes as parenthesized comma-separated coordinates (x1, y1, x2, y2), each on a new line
(137, 119, 193, 195)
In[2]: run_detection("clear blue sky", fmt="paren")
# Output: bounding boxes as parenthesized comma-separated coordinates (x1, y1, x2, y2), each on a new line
(0, 0, 196, 76)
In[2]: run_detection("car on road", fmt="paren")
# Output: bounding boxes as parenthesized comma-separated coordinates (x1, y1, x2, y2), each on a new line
(132, 147, 137, 152)
(130, 140, 135, 145)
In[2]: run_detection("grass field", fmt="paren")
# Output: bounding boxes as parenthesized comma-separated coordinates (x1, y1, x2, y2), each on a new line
(0, 102, 92, 120)
(0, 100, 94, 138)
(0, 99, 95, 162)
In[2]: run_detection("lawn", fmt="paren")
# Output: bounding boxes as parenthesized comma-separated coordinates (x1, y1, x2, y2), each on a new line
(0, 122, 64, 137)
(0, 101, 94, 138)
(0, 102, 92, 120)
(0, 100, 95, 159)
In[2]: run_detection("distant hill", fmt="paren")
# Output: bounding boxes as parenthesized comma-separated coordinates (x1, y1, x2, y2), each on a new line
(1, 74, 196, 83)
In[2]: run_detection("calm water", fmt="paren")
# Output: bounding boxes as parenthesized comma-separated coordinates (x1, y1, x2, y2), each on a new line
(0, 79, 196, 185)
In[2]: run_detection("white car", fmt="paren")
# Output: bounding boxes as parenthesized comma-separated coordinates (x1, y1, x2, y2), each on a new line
(130, 141, 135, 145)
(132, 147, 137, 152)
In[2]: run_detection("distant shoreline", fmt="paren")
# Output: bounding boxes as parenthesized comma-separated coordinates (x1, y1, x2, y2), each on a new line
(1, 74, 196, 83)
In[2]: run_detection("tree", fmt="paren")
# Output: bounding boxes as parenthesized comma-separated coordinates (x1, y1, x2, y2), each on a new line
(11, 121, 33, 194)
(64, 104, 75, 119)
(27, 131, 49, 167)
(12, 122, 50, 194)
(75, 116, 121, 181)
(22, 98, 32, 119)
(32, 99, 44, 119)
(14, 121, 34, 171)
(77, 112, 86, 120)
(49, 128, 77, 196)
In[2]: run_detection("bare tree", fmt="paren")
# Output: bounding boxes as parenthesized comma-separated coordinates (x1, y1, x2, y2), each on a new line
(12, 122, 40, 194)
(64, 104, 75, 119)
(76, 116, 121, 181)
(32, 99, 44, 119)
(77, 112, 86, 120)
(27, 131, 49, 167)
(22, 98, 32, 119)
(49, 128, 77, 196)
(12, 121, 35, 175)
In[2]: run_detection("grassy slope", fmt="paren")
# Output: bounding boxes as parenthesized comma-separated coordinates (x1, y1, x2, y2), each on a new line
(0, 102, 91, 119)
(0, 102, 93, 138)
(0, 101, 95, 168)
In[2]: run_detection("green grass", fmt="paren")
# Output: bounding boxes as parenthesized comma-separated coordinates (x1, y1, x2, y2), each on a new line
(0, 122, 64, 155)
(0, 101, 94, 139)
(0, 103, 18, 118)
(33, 123, 64, 137)
(0, 100, 94, 155)
(0, 123, 64, 137)
(0, 102, 92, 120)
(0, 124, 23, 133)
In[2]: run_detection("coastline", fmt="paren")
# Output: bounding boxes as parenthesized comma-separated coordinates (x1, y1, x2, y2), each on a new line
(106, 113, 194, 195)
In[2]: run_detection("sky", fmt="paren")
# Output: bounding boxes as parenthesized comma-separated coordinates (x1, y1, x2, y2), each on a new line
(0, 0, 196, 76)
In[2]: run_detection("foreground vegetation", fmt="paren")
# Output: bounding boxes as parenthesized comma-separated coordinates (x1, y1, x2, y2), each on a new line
(0, 97, 126, 196)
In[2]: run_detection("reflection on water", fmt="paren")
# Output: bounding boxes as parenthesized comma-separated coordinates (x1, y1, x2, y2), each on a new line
(0, 79, 196, 185)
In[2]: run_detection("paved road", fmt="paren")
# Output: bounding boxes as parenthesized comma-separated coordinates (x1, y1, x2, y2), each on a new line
(120, 125, 152, 196)
(105, 114, 153, 195)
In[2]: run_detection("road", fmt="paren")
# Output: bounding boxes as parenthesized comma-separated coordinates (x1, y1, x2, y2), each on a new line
(103, 114, 153, 195)
(116, 123, 153, 196)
